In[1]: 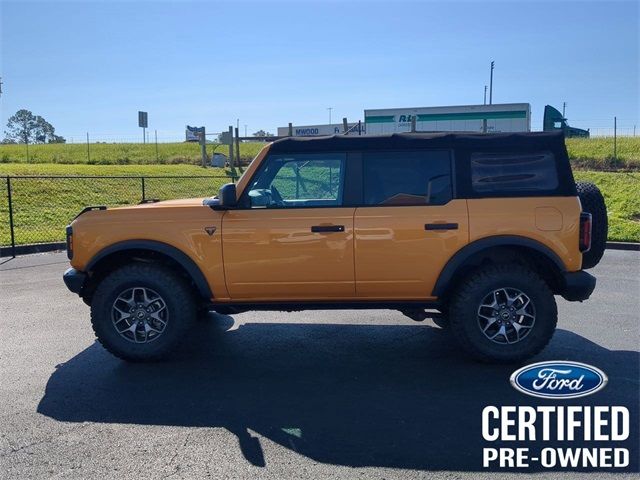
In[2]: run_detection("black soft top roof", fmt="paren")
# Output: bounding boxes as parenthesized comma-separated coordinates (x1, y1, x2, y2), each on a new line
(269, 131, 566, 154)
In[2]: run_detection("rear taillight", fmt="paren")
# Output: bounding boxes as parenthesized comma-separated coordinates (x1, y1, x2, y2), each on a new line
(66, 225, 73, 260)
(579, 212, 592, 253)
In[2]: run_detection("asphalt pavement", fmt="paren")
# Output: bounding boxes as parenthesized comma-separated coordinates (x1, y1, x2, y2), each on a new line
(0, 250, 638, 479)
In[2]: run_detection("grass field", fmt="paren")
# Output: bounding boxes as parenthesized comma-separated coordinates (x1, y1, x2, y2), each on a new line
(0, 141, 265, 165)
(566, 137, 640, 170)
(0, 163, 638, 246)
(0, 164, 239, 246)
(573, 171, 640, 243)
(1, 137, 639, 169)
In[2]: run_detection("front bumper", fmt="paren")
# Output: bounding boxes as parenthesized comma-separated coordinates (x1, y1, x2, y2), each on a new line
(560, 270, 596, 302)
(63, 268, 87, 295)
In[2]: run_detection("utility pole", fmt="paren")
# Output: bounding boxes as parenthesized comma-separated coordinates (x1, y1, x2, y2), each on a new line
(0, 77, 3, 97)
(489, 61, 495, 105)
(327, 107, 333, 125)
(484, 85, 487, 105)
(562, 102, 566, 118)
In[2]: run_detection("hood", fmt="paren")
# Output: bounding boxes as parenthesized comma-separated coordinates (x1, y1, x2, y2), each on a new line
(114, 197, 207, 210)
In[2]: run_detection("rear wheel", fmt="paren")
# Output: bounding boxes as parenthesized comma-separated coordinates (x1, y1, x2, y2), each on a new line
(448, 264, 557, 363)
(90, 263, 197, 362)
(576, 181, 608, 269)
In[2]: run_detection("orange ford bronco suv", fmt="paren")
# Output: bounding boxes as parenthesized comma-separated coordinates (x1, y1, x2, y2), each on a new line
(63, 132, 606, 363)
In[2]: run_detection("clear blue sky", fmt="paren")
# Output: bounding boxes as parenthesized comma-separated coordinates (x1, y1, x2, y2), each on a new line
(1, 0, 638, 140)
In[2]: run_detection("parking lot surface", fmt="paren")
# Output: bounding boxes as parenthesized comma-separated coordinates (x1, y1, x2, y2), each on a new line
(0, 250, 638, 479)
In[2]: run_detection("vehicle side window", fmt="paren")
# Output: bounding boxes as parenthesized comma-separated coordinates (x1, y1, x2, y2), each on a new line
(471, 151, 558, 193)
(247, 153, 346, 208)
(362, 150, 452, 206)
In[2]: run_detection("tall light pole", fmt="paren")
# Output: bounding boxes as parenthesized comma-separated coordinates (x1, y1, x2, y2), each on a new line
(244, 124, 247, 137)
(327, 107, 333, 125)
(489, 61, 495, 105)
(484, 85, 487, 105)
(562, 102, 566, 118)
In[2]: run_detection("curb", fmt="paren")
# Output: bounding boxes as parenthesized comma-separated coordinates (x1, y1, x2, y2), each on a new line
(606, 241, 640, 251)
(2, 241, 639, 258)
(0, 242, 66, 258)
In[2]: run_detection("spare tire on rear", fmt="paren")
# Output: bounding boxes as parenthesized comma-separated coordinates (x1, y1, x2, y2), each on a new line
(576, 182, 608, 269)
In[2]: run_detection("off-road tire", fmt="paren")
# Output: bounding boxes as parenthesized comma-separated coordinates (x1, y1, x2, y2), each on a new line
(448, 264, 557, 363)
(90, 263, 197, 362)
(576, 181, 608, 269)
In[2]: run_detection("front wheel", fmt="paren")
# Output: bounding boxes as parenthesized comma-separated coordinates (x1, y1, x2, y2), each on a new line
(448, 264, 557, 363)
(90, 263, 197, 362)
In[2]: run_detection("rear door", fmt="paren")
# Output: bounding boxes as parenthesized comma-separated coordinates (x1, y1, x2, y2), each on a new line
(354, 149, 469, 300)
(222, 152, 356, 300)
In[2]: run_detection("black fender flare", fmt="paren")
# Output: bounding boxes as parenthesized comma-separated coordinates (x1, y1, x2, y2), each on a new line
(86, 240, 212, 300)
(431, 235, 566, 297)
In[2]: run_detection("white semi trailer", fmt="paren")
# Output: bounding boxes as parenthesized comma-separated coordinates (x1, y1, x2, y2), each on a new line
(364, 103, 531, 134)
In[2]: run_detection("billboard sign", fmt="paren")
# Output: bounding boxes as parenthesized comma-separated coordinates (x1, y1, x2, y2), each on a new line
(185, 125, 204, 142)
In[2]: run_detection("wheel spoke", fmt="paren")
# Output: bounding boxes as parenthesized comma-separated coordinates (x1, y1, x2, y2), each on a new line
(482, 318, 498, 332)
(113, 306, 131, 321)
(144, 323, 162, 334)
(516, 308, 534, 319)
(489, 324, 506, 340)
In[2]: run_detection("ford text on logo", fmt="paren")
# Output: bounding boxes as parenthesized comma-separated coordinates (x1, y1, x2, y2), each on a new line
(510, 361, 607, 399)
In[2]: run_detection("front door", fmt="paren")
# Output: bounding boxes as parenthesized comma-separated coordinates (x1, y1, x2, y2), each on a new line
(354, 149, 469, 299)
(222, 152, 355, 301)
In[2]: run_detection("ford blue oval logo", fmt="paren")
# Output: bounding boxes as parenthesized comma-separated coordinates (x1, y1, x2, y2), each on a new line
(510, 361, 607, 399)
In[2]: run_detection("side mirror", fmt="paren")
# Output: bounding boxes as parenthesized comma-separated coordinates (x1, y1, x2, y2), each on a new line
(218, 183, 237, 209)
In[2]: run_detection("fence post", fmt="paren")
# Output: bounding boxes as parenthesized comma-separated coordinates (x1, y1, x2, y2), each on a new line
(228, 126, 234, 169)
(155, 130, 159, 161)
(141, 177, 146, 202)
(6, 177, 16, 258)
(613, 116, 617, 167)
(235, 127, 240, 167)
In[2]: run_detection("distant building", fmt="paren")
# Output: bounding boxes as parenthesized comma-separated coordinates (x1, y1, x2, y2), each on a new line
(277, 123, 363, 137)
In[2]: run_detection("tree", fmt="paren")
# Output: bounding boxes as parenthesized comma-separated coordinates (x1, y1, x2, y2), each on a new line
(252, 130, 274, 138)
(4, 109, 65, 144)
(4, 109, 37, 144)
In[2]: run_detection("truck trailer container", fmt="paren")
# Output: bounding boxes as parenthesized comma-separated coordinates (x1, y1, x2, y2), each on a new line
(364, 103, 531, 134)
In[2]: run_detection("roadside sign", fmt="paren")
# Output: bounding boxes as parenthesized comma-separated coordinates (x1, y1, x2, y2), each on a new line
(186, 125, 204, 142)
(138, 111, 148, 128)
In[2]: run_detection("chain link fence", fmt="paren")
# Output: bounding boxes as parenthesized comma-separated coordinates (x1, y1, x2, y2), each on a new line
(1, 175, 237, 256)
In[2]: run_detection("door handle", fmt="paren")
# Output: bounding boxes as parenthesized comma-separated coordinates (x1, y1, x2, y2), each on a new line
(311, 225, 345, 233)
(425, 223, 458, 231)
